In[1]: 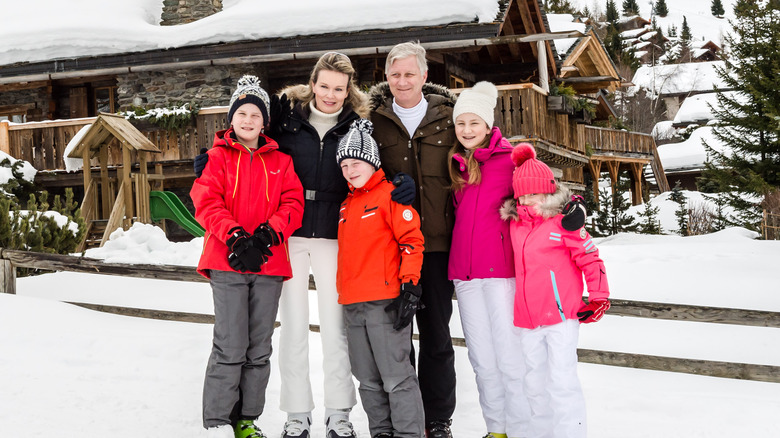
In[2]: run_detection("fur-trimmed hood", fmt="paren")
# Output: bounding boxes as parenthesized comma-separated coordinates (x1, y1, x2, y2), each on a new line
(499, 185, 571, 221)
(278, 83, 370, 119)
(368, 82, 457, 111)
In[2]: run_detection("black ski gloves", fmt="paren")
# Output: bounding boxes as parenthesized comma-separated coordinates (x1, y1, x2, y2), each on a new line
(253, 222, 283, 248)
(386, 281, 422, 330)
(390, 172, 416, 206)
(226, 226, 271, 273)
(194, 148, 209, 178)
(561, 195, 587, 231)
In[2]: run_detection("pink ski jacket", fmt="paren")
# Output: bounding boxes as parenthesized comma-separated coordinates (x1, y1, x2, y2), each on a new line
(448, 127, 515, 281)
(501, 198, 609, 329)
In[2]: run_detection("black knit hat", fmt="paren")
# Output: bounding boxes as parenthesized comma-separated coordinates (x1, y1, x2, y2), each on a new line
(227, 75, 270, 128)
(336, 119, 382, 170)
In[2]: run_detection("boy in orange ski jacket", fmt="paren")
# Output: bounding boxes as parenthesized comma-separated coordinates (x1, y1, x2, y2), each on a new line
(335, 119, 425, 438)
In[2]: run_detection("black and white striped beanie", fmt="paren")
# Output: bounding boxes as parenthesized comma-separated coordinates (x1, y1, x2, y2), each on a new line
(336, 119, 381, 170)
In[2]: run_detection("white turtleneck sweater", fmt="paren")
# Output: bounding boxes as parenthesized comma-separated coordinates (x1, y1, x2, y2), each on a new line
(392, 94, 428, 138)
(308, 101, 342, 140)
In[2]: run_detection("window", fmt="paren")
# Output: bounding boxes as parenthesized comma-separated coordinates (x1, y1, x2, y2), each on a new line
(94, 86, 118, 114)
(449, 75, 466, 89)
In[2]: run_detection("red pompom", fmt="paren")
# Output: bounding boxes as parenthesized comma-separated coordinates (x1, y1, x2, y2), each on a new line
(511, 142, 536, 166)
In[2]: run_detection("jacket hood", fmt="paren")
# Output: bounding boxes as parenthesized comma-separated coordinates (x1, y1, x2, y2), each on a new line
(368, 82, 457, 111)
(499, 185, 572, 221)
(279, 84, 370, 119)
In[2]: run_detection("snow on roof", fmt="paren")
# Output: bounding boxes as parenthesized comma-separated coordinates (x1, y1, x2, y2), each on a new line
(546, 13, 587, 58)
(651, 120, 678, 141)
(628, 61, 728, 97)
(620, 27, 648, 38)
(0, 0, 501, 67)
(673, 93, 719, 124)
(656, 125, 728, 172)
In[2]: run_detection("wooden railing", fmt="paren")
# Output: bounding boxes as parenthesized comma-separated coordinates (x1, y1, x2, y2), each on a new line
(2, 248, 779, 383)
(0, 107, 229, 172)
(583, 125, 656, 156)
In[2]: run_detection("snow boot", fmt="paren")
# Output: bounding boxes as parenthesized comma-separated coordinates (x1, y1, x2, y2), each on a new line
(281, 414, 311, 438)
(326, 413, 356, 438)
(235, 419, 266, 438)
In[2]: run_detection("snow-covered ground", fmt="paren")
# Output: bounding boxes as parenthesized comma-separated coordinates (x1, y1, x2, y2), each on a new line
(2, 204, 780, 436)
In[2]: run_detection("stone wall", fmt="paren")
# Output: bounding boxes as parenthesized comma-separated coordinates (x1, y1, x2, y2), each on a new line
(161, 0, 222, 26)
(0, 88, 49, 121)
(116, 64, 269, 110)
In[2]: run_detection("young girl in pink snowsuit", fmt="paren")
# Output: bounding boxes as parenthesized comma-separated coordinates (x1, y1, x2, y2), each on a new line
(501, 142, 610, 438)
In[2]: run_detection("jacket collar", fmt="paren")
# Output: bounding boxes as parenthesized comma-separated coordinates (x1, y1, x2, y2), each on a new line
(348, 168, 386, 194)
(453, 126, 512, 170)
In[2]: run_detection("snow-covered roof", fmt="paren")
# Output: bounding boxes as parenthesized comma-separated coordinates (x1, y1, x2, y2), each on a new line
(0, 0, 502, 67)
(546, 13, 587, 59)
(656, 125, 728, 172)
(628, 61, 729, 97)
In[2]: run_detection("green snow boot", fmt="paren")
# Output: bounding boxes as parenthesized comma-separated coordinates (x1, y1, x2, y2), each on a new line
(235, 419, 266, 438)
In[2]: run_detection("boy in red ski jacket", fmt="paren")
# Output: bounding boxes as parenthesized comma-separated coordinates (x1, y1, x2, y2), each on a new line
(335, 119, 425, 438)
(190, 75, 304, 438)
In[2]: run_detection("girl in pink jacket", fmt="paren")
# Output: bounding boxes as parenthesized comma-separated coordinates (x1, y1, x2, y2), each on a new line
(500, 142, 610, 438)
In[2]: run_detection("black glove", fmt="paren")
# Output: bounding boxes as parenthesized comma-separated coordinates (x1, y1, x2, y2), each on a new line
(390, 172, 416, 206)
(253, 222, 283, 247)
(194, 147, 209, 178)
(226, 227, 270, 272)
(561, 195, 587, 231)
(385, 281, 422, 330)
(269, 93, 290, 132)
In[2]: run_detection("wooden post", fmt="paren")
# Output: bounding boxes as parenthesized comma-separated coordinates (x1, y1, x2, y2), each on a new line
(0, 120, 10, 155)
(122, 146, 133, 230)
(99, 146, 111, 219)
(588, 159, 602, 204)
(1, 258, 16, 294)
(629, 162, 644, 205)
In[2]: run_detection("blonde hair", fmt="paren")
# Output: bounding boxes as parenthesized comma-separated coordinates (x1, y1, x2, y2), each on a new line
(448, 135, 491, 192)
(385, 42, 428, 75)
(282, 52, 368, 117)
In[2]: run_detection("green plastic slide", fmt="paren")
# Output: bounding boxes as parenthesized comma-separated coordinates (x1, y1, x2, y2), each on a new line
(149, 191, 205, 237)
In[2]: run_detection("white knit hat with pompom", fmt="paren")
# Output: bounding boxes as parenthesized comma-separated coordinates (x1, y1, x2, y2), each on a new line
(452, 81, 499, 127)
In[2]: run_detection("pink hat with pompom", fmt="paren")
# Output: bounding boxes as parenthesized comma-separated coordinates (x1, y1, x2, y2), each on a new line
(511, 142, 556, 198)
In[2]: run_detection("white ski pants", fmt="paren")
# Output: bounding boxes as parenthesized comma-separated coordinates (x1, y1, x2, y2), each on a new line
(519, 319, 587, 438)
(278, 237, 357, 414)
(454, 278, 531, 437)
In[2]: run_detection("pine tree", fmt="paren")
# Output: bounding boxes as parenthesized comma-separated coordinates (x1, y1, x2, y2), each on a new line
(545, 0, 576, 14)
(592, 173, 639, 236)
(622, 0, 640, 16)
(653, 0, 669, 17)
(699, 0, 780, 231)
(637, 201, 662, 234)
(711, 0, 725, 17)
(670, 181, 689, 236)
(605, 0, 620, 24)
(680, 16, 692, 42)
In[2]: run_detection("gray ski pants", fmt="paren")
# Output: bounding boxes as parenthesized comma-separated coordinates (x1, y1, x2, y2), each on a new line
(344, 299, 424, 438)
(203, 270, 283, 428)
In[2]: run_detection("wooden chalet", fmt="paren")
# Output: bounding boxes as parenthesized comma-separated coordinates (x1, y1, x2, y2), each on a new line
(0, 0, 668, 241)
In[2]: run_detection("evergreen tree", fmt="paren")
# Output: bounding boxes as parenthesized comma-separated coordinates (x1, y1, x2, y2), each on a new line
(711, 0, 725, 17)
(681, 16, 693, 42)
(699, 0, 780, 231)
(637, 201, 662, 234)
(592, 173, 639, 236)
(622, 0, 640, 16)
(605, 0, 620, 24)
(653, 0, 669, 17)
(670, 181, 689, 236)
(545, 0, 577, 14)
(667, 24, 677, 37)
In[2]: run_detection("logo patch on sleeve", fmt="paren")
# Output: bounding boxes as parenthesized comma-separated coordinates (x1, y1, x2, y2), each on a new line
(580, 228, 587, 239)
(403, 209, 414, 221)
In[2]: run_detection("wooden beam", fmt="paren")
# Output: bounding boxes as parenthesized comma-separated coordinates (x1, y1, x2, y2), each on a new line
(0, 80, 49, 92)
(0, 121, 9, 155)
(629, 162, 644, 205)
(605, 160, 620, 191)
(515, 0, 538, 57)
(501, 18, 522, 59)
(1, 259, 15, 294)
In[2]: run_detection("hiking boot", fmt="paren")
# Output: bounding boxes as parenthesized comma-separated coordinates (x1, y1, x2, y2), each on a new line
(236, 419, 266, 438)
(425, 419, 453, 438)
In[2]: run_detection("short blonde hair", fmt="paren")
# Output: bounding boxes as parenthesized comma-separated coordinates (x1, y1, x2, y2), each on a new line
(385, 42, 428, 75)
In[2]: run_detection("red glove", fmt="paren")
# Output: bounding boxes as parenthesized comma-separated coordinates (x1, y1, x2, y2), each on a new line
(577, 299, 610, 323)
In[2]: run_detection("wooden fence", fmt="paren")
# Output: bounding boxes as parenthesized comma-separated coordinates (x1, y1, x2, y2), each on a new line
(0, 107, 229, 172)
(2, 248, 778, 383)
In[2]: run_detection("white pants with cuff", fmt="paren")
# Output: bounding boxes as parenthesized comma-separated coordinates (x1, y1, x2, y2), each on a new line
(519, 319, 587, 438)
(278, 237, 357, 419)
(455, 277, 530, 437)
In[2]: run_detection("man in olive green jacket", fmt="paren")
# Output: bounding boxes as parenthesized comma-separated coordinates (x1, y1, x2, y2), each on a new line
(368, 42, 457, 438)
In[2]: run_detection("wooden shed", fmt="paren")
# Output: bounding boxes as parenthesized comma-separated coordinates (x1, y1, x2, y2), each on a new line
(67, 113, 161, 250)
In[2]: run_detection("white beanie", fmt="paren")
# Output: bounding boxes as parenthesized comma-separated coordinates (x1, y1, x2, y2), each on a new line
(452, 81, 498, 127)
(336, 119, 382, 170)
